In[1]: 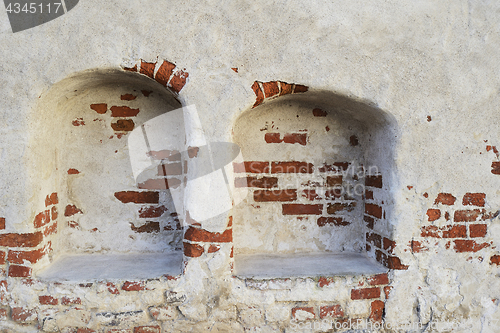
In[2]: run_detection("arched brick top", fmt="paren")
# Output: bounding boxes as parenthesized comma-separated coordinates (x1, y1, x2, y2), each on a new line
(251, 81, 309, 108)
(124, 59, 189, 94)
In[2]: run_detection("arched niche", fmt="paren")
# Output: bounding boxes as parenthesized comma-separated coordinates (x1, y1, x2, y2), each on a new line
(232, 90, 398, 278)
(29, 69, 184, 281)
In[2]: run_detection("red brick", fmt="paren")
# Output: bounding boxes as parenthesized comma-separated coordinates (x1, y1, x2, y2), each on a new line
(383, 238, 396, 254)
(291, 306, 315, 320)
(367, 273, 389, 286)
(411, 240, 427, 253)
(302, 189, 322, 200)
(51, 206, 58, 221)
(123, 64, 137, 72)
(8, 243, 50, 264)
(271, 161, 313, 173)
(420, 225, 466, 238)
(317, 217, 349, 226)
(207, 244, 220, 253)
(490, 255, 500, 265)
(65, 204, 82, 217)
(318, 162, 349, 172)
(453, 240, 490, 253)
(264, 132, 282, 143)
(293, 85, 308, 93)
(114, 191, 159, 204)
(326, 176, 343, 187)
(426, 209, 441, 221)
(351, 287, 380, 300)
(131, 221, 160, 233)
(157, 163, 182, 176)
(325, 189, 343, 199)
(43, 222, 57, 237)
(140, 60, 155, 78)
(254, 189, 297, 202)
(327, 202, 355, 214)
(376, 250, 388, 266)
(492, 161, 500, 175)
(9, 265, 31, 277)
(318, 277, 333, 287)
(34, 210, 50, 228)
(387, 256, 409, 270)
(110, 106, 140, 117)
(364, 215, 374, 229)
(138, 178, 181, 190)
(107, 282, 120, 295)
(463, 193, 486, 207)
(0, 217, 4, 230)
(107, 329, 132, 333)
(252, 81, 264, 107)
(138, 206, 168, 218)
(384, 286, 393, 299)
(454, 209, 481, 222)
(234, 177, 278, 188)
(122, 281, 145, 291)
(121, 94, 136, 101)
(184, 242, 204, 257)
(470, 224, 487, 238)
(282, 204, 322, 215)
(435, 193, 456, 205)
(365, 204, 382, 219)
(370, 300, 384, 322)
(279, 81, 293, 96)
(11, 307, 36, 322)
(365, 190, 374, 200)
(45, 192, 58, 206)
(68, 168, 80, 174)
(169, 69, 189, 93)
(0, 251, 4, 265)
(233, 161, 269, 173)
(312, 108, 327, 117)
(365, 175, 382, 188)
(187, 146, 199, 158)
(155, 60, 176, 86)
(90, 103, 107, 114)
(61, 296, 81, 305)
(350, 135, 359, 146)
(261, 81, 279, 98)
(111, 119, 135, 131)
(39, 295, 58, 305)
(184, 226, 232, 243)
(134, 326, 161, 333)
(319, 305, 343, 319)
(283, 133, 307, 145)
(0, 232, 43, 247)
(0, 308, 6, 320)
(366, 232, 382, 248)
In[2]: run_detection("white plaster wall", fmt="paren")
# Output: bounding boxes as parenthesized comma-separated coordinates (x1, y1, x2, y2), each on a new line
(0, 0, 500, 330)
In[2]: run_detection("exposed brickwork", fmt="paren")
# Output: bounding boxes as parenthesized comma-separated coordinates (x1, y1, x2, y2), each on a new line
(39, 295, 58, 305)
(370, 300, 384, 322)
(122, 281, 145, 291)
(110, 106, 140, 117)
(291, 306, 315, 320)
(114, 191, 159, 204)
(434, 193, 456, 205)
(183, 242, 204, 257)
(234, 176, 278, 188)
(283, 204, 322, 215)
(319, 305, 344, 319)
(0, 232, 43, 247)
(251, 81, 308, 107)
(351, 287, 380, 300)
(254, 189, 297, 202)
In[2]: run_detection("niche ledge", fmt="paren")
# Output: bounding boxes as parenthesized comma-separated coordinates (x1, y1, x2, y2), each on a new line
(234, 252, 387, 279)
(36, 252, 182, 282)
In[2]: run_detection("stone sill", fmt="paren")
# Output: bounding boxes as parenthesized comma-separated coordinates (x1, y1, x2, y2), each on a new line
(233, 252, 387, 279)
(36, 252, 183, 282)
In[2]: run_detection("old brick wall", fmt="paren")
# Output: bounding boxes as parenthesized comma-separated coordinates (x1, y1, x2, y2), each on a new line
(1, 0, 500, 332)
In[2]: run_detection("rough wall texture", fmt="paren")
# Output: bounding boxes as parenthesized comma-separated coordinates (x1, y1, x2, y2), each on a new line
(1, 0, 500, 332)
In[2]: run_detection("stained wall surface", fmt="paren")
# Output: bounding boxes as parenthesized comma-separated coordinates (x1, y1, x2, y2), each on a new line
(0, 0, 500, 332)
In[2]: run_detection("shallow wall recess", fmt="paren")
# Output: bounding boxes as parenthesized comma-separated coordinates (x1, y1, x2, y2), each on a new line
(232, 89, 398, 278)
(28, 69, 185, 281)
